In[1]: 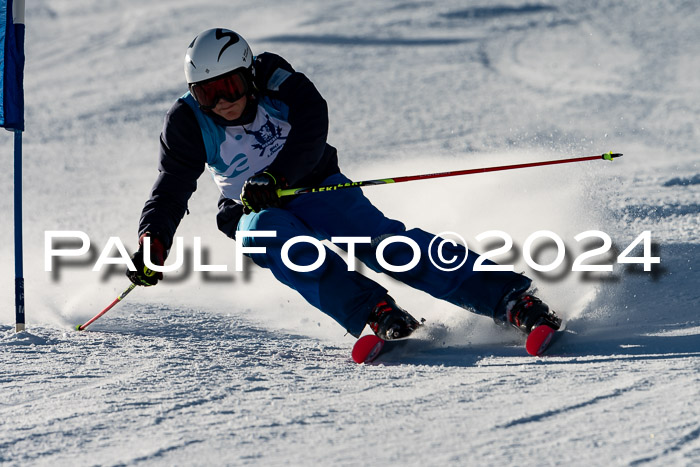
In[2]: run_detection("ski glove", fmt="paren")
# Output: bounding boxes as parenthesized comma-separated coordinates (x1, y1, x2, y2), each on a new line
(126, 234, 166, 286)
(240, 171, 284, 214)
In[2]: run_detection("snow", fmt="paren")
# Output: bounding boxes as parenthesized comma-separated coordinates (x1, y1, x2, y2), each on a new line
(1, 0, 699, 465)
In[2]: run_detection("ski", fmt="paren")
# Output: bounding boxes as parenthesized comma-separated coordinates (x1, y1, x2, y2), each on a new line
(351, 334, 412, 363)
(352, 322, 568, 363)
(525, 325, 556, 356)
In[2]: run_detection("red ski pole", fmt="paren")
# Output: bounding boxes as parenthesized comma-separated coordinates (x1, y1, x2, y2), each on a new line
(75, 283, 136, 331)
(277, 151, 623, 197)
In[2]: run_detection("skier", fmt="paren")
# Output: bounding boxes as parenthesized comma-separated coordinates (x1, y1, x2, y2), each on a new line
(127, 28, 561, 341)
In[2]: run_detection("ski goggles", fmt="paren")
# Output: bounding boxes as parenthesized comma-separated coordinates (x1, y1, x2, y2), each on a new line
(189, 69, 250, 110)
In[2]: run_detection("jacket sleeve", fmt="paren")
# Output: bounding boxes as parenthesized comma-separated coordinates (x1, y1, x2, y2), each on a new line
(254, 53, 331, 186)
(138, 99, 207, 251)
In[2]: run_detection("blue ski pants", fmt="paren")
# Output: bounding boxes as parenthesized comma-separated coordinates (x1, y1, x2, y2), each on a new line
(237, 173, 530, 337)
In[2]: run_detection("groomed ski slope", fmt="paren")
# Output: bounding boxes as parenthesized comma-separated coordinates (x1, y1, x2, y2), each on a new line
(1, 1, 699, 465)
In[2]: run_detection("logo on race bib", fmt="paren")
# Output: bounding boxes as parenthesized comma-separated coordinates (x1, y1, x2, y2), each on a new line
(244, 115, 287, 158)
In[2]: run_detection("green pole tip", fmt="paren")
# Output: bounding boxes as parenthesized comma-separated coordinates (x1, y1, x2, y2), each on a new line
(602, 151, 623, 161)
(75, 324, 83, 331)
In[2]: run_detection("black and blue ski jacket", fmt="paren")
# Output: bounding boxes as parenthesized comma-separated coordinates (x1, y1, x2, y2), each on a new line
(138, 53, 340, 250)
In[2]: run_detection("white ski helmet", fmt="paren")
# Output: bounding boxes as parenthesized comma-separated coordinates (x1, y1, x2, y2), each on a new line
(184, 28, 253, 84)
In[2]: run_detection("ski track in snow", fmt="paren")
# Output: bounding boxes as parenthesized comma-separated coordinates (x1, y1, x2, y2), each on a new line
(1, 0, 699, 465)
